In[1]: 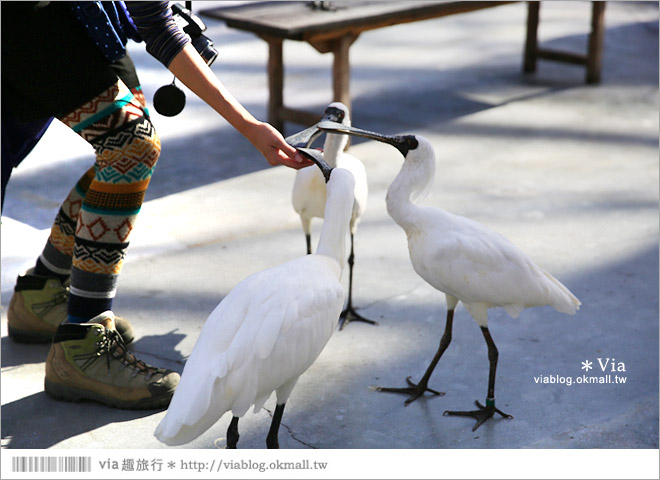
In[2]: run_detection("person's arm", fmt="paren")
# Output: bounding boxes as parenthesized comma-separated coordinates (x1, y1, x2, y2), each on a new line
(125, 1, 307, 169)
(168, 44, 307, 169)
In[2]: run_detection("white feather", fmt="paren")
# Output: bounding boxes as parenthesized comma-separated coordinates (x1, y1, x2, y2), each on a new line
(386, 136, 580, 328)
(292, 102, 368, 242)
(155, 168, 356, 446)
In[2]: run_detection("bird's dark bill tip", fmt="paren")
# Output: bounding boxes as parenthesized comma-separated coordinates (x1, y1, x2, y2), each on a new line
(296, 147, 323, 163)
(296, 147, 332, 182)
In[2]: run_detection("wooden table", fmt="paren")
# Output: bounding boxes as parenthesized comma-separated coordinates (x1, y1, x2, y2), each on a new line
(201, 1, 606, 132)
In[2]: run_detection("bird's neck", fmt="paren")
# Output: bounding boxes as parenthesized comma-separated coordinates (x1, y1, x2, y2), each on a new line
(386, 156, 434, 229)
(316, 174, 353, 271)
(323, 134, 347, 167)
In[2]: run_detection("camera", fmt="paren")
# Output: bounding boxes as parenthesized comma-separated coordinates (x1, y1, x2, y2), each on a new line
(171, 2, 218, 66)
(153, 2, 218, 116)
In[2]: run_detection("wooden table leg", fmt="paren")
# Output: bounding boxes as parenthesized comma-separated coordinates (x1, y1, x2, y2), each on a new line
(586, 1, 606, 84)
(332, 34, 354, 110)
(332, 34, 356, 148)
(309, 33, 358, 147)
(523, 1, 605, 84)
(265, 36, 284, 132)
(523, 1, 540, 73)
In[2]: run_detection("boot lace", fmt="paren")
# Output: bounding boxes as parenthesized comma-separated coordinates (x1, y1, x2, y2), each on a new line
(32, 286, 68, 317)
(98, 328, 166, 379)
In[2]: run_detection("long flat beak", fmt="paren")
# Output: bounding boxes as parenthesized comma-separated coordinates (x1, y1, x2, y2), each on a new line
(297, 148, 332, 182)
(316, 121, 418, 157)
(285, 124, 324, 149)
(284, 109, 345, 148)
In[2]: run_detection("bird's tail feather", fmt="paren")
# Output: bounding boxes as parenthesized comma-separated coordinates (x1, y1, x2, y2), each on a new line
(155, 371, 234, 446)
(544, 271, 581, 314)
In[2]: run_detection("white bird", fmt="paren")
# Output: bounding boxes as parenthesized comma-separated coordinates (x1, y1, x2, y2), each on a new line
(291, 102, 373, 330)
(318, 123, 581, 431)
(155, 155, 355, 448)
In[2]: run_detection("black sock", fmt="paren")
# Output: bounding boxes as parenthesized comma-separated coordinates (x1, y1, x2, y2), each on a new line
(66, 292, 113, 324)
(33, 258, 70, 283)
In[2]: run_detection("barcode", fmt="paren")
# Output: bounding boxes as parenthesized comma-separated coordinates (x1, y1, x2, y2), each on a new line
(12, 456, 92, 473)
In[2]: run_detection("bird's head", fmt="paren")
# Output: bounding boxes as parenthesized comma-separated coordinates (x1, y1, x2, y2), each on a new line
(296, 148, 333, 182)
(387, 135, 419, 157)
(322, 102, 351, 127)
(284, 103, 352, 149)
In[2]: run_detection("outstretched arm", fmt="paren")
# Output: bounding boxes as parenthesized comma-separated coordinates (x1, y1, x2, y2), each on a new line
(125, 1, 308, 169)
(167, 44, 308, 169)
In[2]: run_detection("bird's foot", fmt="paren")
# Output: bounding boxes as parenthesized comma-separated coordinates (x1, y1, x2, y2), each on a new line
(338, 306, 378, 330)
(443, 398, 513, 431)
(376, 376, 445, 405)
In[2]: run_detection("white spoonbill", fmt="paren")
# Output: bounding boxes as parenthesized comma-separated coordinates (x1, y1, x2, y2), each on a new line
(290, 103, 373, 330)
(318, 123, 581, 431)
(155, 151, 355, 448)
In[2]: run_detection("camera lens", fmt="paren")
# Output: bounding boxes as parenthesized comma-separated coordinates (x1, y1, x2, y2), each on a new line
(192, 35, 218, 66)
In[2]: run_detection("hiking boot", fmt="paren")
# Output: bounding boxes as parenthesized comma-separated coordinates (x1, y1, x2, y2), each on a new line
(8, 269, 134, 344)
(44, 312, 179, 410)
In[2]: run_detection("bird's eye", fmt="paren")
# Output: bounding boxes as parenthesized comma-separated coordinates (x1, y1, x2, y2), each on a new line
(337, 112, 344, 120)
(406, 136, 419, 150)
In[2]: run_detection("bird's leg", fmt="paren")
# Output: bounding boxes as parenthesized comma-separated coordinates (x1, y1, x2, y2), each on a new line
(266, 403, 286, 449)
(226, 416, 240, 448)
(376, 309, 454, 404)
(305, 233, 312, 255)
(339, 233, 378, 330)
(443, 327, 513, 431)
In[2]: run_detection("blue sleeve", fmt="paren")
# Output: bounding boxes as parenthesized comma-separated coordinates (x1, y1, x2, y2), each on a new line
(125, 1, 190, 67)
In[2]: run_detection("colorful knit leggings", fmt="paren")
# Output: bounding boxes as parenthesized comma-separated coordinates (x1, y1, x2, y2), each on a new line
(39, 81, 160, 321)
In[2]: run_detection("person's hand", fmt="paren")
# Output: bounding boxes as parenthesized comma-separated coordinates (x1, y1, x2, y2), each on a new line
(167, 45, 313, 170)
(246, 122, 313, 169)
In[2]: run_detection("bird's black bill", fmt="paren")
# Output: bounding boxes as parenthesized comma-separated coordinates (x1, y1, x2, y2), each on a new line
(284, 107, 347, 149)
(285, 124, 323, 149)
(317, 121, 418, 157)
(297, 148, 332, 182)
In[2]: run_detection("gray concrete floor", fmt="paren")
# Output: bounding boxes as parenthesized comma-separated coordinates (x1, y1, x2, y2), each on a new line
(1, 0, 658, 470)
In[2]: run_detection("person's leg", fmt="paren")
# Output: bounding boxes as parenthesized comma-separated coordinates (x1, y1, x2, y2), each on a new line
(33, 167, 94, 281)
(59, 80, 159, 323)
(41, 80, 178, 409)
(7, 80, 150, 343)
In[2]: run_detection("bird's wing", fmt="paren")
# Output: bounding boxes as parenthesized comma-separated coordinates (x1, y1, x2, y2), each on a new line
(411, 209, 577, 316)
(155, 256, 343, 445)
(154, 276, 263, 445)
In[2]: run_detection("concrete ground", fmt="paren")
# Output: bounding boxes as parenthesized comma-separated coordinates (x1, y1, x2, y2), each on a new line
(1, 0, 658, 461)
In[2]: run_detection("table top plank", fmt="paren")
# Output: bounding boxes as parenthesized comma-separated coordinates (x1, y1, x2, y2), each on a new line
(200, 1, 516, 41)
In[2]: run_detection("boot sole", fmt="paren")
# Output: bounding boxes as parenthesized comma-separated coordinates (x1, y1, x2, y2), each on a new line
(44, 378, 174, 410)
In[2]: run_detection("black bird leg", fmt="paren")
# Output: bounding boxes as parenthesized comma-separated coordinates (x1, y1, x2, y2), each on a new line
(376, 308, 455, 404)
(226, 416, 240, 448)
(266, 403, 286, 449)
(305, 233, 312, 255)
(443, 326, 513, 431)
(339, 233, 378, 329)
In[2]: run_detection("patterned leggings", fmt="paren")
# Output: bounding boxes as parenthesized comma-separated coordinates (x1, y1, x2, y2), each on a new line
(39, 81, 160, 313)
